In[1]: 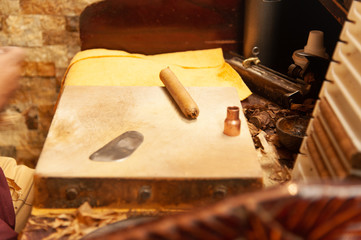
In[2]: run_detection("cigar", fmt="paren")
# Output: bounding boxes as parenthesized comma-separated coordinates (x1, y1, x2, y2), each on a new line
(159, 67, 199, 119)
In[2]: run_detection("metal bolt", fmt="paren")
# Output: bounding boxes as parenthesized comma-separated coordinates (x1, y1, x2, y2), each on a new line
(139, 185, 152, 201)
(66, 188, 78, 201)
(213, 185, 227, 199)
(252, 46, 260, 57)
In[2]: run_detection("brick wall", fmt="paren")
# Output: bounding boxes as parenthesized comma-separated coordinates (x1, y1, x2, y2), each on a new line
(0, 0, 100, 167)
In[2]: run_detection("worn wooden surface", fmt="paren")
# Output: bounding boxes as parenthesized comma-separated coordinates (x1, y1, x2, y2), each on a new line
(80, 0, 243, 54)
(34, 86, 262, 209)
(36, 86, 261, 178)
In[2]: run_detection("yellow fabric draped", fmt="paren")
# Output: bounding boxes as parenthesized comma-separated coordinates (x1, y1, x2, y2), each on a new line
(62, 48, 251, 100)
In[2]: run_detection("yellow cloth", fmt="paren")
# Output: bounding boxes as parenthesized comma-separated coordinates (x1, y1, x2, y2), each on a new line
(63, 48, 251, 100)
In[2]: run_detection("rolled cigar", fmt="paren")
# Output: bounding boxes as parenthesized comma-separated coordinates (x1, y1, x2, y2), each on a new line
(159, 67, 199, 119)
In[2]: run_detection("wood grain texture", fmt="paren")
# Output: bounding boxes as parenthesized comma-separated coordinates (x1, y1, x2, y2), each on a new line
(79, 0, 243, 54)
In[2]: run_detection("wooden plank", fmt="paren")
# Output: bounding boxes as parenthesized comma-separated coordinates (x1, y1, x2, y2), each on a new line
(312, 117, 348, 178)
(319, 98, 360, 169)
(79, 0, 243, 54)
(318, 0, 348, 25)
(306, 134, 332, 179)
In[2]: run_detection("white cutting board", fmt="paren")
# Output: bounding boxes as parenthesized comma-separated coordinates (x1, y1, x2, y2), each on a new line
(36, 86, 262, 180)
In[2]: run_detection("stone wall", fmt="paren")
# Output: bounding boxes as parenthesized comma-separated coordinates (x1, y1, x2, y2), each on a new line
(0, 0, 100, 168)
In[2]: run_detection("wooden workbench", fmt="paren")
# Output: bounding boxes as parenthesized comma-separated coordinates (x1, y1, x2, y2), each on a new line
(34, 86, 263, 210)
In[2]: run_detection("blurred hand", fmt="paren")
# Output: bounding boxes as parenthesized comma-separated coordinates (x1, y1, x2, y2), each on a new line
(0, 47, 25, 110)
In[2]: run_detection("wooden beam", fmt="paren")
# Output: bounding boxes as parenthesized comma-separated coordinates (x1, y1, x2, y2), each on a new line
(318, 0, 348, 25)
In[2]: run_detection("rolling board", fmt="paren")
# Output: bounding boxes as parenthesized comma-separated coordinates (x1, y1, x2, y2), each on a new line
(34, 86, 263, 210)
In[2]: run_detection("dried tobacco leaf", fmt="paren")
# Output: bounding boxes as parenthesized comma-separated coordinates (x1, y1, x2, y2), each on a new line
(23, 202, 127, 240)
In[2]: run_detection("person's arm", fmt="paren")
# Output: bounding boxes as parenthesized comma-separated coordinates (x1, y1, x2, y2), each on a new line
(0, 47, 25, 111)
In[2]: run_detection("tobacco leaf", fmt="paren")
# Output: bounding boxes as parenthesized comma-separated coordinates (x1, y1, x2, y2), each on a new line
(6, 177, 22, 200)
(23, 202, 127, 240)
